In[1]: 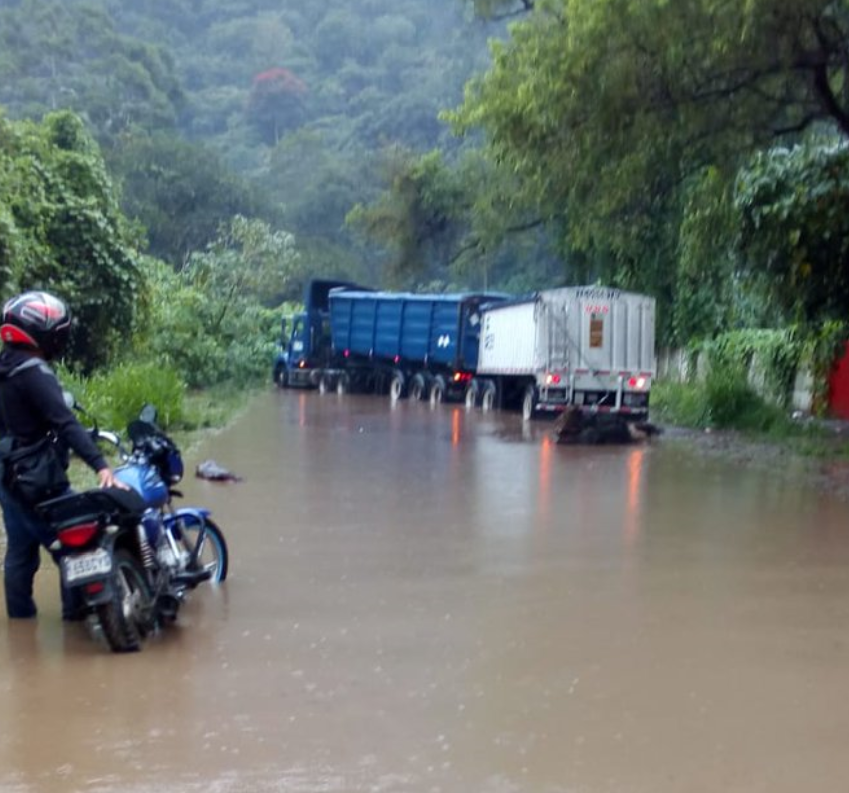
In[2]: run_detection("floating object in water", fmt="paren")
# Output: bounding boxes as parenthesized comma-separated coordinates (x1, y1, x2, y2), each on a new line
(195, 459, 243, 482)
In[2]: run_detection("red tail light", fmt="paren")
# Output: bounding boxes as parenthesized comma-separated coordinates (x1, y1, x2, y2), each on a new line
(57, 522, 99, 548)
(85, 582, 105, 595)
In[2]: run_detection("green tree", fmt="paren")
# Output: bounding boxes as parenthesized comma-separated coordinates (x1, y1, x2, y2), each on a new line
(107, 131, 274, 266)
(735, 141, 849, 325)
(245, 67, 308, 145)
(0, 110, 145, 370)
(346, 142, 564, 292)
(183, 214, 301, 321)
(0, 0, 184, 144)
(347, 148, 467, 288)
(136, 217, 300, 386)
(0, 0, 503, 298)
(448, 0, 849, 338)
(137, 255, 279, 388)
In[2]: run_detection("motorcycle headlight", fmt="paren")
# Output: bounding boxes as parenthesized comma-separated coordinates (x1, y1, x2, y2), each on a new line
(166, 449, 184, 484)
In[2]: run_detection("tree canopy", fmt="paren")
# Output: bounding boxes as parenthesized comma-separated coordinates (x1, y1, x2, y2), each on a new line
(0, 110, 144, 370)
(0, 0, 498, 278)
(446, 0, 849, 337)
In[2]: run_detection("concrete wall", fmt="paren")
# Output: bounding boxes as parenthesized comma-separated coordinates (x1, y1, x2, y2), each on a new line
(657, 347, 814, 414)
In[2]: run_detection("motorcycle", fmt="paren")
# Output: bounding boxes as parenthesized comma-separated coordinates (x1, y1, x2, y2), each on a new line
(37, 404, 229, 652)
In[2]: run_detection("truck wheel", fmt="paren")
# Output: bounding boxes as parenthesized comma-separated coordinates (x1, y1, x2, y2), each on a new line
(275, 367, 289, 388)
(318, 374, 330, 394)
(481, 381, 497, 412)
(409, 373, 429, 402)
(522, 385, 538, 422)
(429, 375, 447, 406)
(336, 373, 350, 395)
(389, 371, 406, 401)
(464, 380, 480, 409)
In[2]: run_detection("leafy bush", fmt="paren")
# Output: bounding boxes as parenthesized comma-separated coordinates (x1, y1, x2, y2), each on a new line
(0, 111, 146, 372)
(132, 220, 294, 389)
(142, 294, 279, 388)
(59, 361, 185, 432)
(703, 365, 767, 430)
(650, 381, 710, 427)
(702, 328, 801, 407)
(653, 368, 791, 433)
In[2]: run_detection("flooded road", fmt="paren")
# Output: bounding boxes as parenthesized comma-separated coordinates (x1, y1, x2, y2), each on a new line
(2, 389, 849, 793)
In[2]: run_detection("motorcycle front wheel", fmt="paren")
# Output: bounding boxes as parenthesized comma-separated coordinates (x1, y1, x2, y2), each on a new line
(178, 517, 229, 584)
(97, 549, 154, 653)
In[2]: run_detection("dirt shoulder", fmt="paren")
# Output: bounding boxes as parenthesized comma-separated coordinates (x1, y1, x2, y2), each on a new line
(657, 422, 849, 500)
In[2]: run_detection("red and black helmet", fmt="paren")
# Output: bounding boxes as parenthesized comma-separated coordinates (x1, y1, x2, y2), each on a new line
(0, 291, 72, 360)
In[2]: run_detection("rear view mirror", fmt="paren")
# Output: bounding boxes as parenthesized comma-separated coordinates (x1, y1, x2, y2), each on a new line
(139, 404, 158, 425)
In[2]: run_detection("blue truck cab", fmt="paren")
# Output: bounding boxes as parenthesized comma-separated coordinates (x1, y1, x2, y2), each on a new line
(273, 279, 367, 388)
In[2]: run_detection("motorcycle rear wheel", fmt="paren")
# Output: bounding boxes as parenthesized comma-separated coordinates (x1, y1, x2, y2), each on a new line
(98, 549, 153, 653)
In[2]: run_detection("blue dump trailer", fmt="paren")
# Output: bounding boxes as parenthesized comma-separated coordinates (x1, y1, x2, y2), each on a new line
(314, 289, 505, 402)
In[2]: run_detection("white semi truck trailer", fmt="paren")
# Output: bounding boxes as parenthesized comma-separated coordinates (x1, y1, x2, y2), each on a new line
(465, 286, 656, 423)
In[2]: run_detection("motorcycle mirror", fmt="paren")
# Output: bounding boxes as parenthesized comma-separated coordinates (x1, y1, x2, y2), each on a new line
(64, 393, 99, 436)
(139, 404, 158, 425)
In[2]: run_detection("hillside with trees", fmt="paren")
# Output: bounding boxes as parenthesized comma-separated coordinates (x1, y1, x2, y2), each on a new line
(0, 0, 501, 295)
(2, 0, 849, 423)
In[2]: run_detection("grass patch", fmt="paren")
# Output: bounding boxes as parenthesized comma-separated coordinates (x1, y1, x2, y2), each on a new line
(650, 378, 843, 459)
(652, 376, 818, 439)
(650, 380, 710, 427)
(172, 384, 260, 455)
(66, 380, 262, 487)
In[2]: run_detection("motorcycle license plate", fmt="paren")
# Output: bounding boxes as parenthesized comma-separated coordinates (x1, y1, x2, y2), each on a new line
(62, 549, 112, 583)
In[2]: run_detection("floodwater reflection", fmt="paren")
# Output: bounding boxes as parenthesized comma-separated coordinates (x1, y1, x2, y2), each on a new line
(0, 390, 848, 793)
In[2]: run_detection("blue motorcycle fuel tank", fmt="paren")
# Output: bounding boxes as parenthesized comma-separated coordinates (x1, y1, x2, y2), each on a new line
(115, 464, 169, 509)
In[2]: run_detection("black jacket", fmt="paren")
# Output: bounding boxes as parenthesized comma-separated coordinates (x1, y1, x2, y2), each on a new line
(0, 348, 107, 473)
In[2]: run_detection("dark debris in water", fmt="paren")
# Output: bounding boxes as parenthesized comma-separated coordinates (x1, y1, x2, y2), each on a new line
(195, 459, 243, 482)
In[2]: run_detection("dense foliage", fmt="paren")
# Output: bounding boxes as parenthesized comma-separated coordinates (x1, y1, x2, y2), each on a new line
(735, 142, 849, 324)
(0, 110, 285, 393)
(135, 217, 298, 388)
(446, 0, 849, 341)
(0, 110, 144, 370)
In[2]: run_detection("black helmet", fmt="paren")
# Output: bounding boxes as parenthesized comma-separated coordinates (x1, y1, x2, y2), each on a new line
(0, 291, 72, 360)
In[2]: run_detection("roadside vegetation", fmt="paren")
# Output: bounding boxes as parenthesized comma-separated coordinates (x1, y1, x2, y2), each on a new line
(3, 1, 849, 451)
(0, 110, 282, 441)
(650, 326, 849, 456)
(651, 378, 799, 437)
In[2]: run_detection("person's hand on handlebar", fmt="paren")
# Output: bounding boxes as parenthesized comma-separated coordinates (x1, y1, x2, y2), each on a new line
(97, 466, 129, 490)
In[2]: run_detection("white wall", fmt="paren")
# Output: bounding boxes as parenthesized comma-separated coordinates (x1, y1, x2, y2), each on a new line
(657, 347, 814, 414)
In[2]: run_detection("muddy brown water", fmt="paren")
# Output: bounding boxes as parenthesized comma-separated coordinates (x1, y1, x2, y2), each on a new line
(2, 389, 849, 793)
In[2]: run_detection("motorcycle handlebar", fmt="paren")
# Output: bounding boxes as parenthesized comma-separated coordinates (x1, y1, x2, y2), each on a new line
(93, 429, 129, 462)
(94, 429, 122, 447)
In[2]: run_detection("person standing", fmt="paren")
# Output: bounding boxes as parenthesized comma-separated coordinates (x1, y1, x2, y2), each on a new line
(0, 291, 122, 620)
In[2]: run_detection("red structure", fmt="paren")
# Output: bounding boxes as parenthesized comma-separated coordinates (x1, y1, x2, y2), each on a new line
(828, 341, 849, 419)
